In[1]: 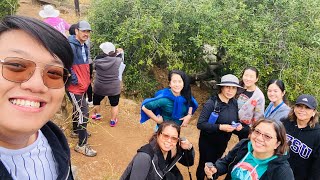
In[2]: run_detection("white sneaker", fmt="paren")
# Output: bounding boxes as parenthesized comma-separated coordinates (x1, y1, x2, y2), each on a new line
(74, 144, 97, 157)
(87, 101, 93, 107)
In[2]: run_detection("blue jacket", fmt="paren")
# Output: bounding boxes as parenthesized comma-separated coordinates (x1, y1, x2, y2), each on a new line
(264, 102, 290, 122)
(140, 88, 198, 124)
(67, 35, 90, 95)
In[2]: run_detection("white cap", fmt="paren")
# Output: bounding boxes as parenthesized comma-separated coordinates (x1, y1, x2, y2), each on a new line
(99, 42, 115, 54)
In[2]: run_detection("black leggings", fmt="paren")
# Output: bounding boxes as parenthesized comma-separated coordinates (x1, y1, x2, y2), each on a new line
(86, 64, 93, 102)
(93, 93, 120, 106)
(196, 133, 231, 180)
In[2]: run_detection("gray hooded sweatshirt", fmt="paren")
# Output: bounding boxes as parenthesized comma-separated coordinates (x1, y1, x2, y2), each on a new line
(93, 55, 122, 96)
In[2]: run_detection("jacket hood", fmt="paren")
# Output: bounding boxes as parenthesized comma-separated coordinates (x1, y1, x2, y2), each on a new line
(137, 141, 155, 156)
(287, 118, 320, 131)
(68, 35, 81, 46)
(95, 56, 121, 71)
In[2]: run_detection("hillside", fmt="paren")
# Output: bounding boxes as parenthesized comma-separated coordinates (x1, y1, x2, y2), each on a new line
(16, 1, 238, 179)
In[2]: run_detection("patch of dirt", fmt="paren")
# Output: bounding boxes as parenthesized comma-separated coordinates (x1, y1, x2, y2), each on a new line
(16, 2, 239, 179)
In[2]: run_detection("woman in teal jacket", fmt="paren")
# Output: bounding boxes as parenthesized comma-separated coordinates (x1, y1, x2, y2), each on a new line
(140, 70, 198, 127)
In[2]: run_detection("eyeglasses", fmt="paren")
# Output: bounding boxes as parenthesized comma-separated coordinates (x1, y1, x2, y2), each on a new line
(252, 129, 275, 141)
(1, 57, 70, 89)
(160, 132, 179, 143)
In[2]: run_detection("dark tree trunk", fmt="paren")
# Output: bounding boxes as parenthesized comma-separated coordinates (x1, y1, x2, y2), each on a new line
(74, 0, 80, 16)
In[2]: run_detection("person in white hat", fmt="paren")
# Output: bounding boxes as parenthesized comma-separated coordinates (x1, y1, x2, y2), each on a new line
(91, 42, 123, 128)
(196, 74, 243, 180)
(39, 4, 70, 36)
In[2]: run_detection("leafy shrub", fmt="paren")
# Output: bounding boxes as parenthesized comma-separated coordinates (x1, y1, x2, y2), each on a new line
(0, 0, 19, 18)
(88, 0, 320, 107)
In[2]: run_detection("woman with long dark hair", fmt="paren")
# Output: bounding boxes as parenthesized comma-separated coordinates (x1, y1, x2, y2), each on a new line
(140, 70, 198, 127)
(264, 79, 290, 121)
(121, 121, 194, 179)
(237, 67, 265, 139)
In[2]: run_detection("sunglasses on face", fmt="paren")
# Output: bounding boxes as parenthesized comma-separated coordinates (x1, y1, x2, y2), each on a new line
(160, 132, 179, 143)
(252, 129, 275, 142)
(0, 57, 70, 89)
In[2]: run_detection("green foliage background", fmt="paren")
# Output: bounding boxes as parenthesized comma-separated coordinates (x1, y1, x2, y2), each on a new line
(0, 0, 19, 18)
(88, 0, 320, 105)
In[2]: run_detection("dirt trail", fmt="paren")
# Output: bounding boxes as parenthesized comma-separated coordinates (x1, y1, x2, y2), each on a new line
(16, 2, 238, 179)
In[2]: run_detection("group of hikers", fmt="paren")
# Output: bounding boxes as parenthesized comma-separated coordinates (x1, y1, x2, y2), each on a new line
(0, 4, 319, 180)
(38, 4, 125, 157)
(129, 68, 319, 180)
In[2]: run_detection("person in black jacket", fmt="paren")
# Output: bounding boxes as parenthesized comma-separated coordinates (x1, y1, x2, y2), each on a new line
(120, 121, 195, 180)
(282, 94, 320, 180)
(196, 74, 243, 180)
(204, 118, 294, 180)
(0, 16, 73, 179)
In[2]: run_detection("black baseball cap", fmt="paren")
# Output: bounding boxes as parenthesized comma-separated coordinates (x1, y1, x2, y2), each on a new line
(295, 94, 318, 109)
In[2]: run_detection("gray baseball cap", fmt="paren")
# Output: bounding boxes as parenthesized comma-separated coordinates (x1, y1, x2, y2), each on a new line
(78, 20, 91, 31)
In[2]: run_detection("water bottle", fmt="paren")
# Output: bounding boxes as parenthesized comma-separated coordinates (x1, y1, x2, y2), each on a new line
(208, 112, 219, 124)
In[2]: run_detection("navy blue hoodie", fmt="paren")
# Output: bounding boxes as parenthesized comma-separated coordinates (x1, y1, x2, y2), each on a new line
(282, 118, 320, 180)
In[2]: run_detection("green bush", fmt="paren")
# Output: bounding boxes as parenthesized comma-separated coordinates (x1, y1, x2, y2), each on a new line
(0, 0, 19, 18)
(88, 0, 320, 106)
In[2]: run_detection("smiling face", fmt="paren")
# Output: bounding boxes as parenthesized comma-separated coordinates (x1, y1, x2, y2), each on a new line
(267, 83, 285, 105)
(250, 122, 280, 158)
(242, 69, 258, 89)
(0, 30, 65, 145)
(294, 104, 315, 122)
(157, 126, 179, 152)
(169, 73, 184, 96)
(220, 86, 237, 100)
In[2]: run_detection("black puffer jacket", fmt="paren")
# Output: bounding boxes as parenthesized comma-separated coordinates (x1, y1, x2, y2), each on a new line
(214, 139, 294, 180)
(121, 139, 194, 180)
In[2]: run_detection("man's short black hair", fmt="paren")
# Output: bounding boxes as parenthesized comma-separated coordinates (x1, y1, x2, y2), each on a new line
(69, 23, 78, 35)
(0, 15, 74, 85)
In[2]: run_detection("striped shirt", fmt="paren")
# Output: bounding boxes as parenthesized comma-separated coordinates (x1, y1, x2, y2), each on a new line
(0, 130, 58, 180)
